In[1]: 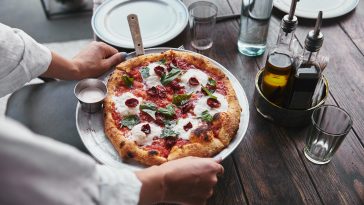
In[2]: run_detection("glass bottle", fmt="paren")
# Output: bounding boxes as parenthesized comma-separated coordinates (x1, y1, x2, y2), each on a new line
(260, 0, 298, 107)
(287, 11, 324, 110)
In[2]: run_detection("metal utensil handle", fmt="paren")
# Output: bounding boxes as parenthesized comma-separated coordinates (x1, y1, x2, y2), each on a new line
(127, 14, 145, 56)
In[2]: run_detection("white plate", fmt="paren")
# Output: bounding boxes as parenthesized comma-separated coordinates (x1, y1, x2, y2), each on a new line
(274, 0, 359, 19)
(92, 0, 189, 49)
(76, 48, 250, 171)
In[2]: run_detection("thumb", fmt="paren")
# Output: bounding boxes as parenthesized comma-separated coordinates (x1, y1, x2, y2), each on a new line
(103, 52, 126, 68)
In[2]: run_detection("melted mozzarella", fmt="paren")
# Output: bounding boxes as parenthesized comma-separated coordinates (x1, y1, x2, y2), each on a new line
(193, 93, 228, 116)
(129, 123, 162, 146)
(144, 62, 167, 88)
(174, 117, 201, 140)
(180, 69, 209, 93)
(112, 92, 142, 116)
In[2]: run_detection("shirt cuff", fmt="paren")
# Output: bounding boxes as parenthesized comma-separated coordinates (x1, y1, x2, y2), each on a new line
(14, 29, 52, 81)
(96, 165, 142, 205)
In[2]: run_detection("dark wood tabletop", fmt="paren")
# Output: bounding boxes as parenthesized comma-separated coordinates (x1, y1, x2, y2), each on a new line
(6, 0, 364, 204)
(178, 0, 364, 204)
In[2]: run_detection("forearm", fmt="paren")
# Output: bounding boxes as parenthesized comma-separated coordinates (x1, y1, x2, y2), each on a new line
(135, 166, 164, 205)
(40, 52, 81, 80)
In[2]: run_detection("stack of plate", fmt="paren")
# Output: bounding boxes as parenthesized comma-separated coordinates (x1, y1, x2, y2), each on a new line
(92, 0, 189, 49)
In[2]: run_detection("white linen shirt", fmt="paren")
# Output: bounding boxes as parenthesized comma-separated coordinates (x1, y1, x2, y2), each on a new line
(0, 23, 141, 205)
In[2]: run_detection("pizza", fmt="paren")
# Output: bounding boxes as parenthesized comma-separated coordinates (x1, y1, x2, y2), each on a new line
(104, 50, 241, 166)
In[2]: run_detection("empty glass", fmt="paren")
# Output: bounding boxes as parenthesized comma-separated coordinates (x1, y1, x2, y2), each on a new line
(304, 105, 353, 164)
(188, 1, 218, 50)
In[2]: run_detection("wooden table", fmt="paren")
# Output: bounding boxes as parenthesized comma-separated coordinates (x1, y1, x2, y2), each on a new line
(7, 0, 363, 204)
(175, 0, 364, 204)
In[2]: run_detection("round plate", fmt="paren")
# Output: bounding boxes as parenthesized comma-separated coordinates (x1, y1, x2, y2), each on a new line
(92, 0, 189, 49)
(76, 48, 250, 171)
(274, 0, 359, 19)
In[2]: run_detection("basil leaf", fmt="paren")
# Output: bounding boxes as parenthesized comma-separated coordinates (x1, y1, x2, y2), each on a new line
(142, 109, 156, 120)
(208, 77, 216, 87)
(201, 85, 217, 99)
(172, 94, 192, 106)
(140, 102, 157, 111)
(160, 68, 181, 85)
(159, 58, 166, 64)
(140, 67, 150, 79)
(121, 115, 140, 129)
(160, 128, 179, 138)
(157, 104, 175, 117)
(122, 75, 134, 88)
(163, 119, 177, 128)
(199, 110, 213, 122)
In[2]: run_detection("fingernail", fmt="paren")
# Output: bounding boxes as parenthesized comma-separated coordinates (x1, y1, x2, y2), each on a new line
(119, 52, 128, 60)
(214, 157, 223, 163)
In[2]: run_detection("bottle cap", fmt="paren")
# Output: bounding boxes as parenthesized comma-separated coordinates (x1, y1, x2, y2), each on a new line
(281, 0, 298, 33)
(305, 11, 324, 52)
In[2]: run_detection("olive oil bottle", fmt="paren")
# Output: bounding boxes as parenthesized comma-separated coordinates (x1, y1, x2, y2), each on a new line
(260, 0, 298, 107)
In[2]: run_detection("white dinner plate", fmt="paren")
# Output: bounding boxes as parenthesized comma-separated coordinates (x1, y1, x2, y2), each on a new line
(76, 48, 250, 171)
(92, 0, 189, 49)
(274, 0, 359, 19)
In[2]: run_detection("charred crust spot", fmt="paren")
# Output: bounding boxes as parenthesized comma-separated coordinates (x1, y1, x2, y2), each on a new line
(119, 141, 126, 148)
(204, 135, 209, 142)
(127, 152, 134, 158)
(212, 113, 221, 121)
(148, 150, 159, 156)
(193, 125, 209, 137)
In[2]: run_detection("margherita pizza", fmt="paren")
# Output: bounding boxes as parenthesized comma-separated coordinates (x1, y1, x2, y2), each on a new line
(104, 50, 241, 166)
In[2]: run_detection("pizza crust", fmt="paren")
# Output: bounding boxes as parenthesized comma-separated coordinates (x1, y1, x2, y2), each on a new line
(104, 50, 242, 166)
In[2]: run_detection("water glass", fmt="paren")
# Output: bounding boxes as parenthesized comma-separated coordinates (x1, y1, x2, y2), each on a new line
(237, 0, 273, 56)
(304, 105, 353, 165)
(188, 1, 218, 50)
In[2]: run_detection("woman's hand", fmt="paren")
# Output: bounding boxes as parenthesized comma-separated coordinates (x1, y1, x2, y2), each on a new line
(71, 41, 124, 79)
(135, 157, 224, 205)
(41, 41, 124, 80)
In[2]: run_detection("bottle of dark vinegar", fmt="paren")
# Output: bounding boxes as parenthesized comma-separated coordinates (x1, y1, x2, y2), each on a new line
(260, 0, 298, 107)
(286, 11, 324, 110)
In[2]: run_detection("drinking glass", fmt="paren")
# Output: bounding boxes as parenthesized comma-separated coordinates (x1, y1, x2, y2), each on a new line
(304, 105, 353, 164)
(188, 1, 218, 50)
(237, 0, 273, 56)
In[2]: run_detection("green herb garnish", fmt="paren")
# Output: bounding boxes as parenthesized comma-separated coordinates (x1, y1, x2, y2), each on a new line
(142, 109, 156, 120)
(160, 68, 181, 85)
(159, 58, 166, 64)
(121, 115, 140, 129)
(140, 67, 150, 79)
(160, 128, 179, 138)
(201, 85, 217, 99)
(140, 102, 157, 111)
(199, 110, 213, 122)
(163, 119, 177, 128)
(172, 93, 192, 106)
(208, 77, 216, 87)
(122, 75, 134, 88)
(140, 102, 157, 120)
(157, 104, 175, 117)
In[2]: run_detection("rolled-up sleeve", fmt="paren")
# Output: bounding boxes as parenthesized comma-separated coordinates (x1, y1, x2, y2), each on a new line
(0, 118, 142, 205)
(0, 23, 51, 97)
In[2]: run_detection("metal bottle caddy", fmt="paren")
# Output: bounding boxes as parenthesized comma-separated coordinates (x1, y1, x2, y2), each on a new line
(254, 2, 329, 127)
(254, 69, 328, 127)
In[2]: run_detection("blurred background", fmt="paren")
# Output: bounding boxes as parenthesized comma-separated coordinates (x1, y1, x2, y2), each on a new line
(0, 0, 94, 43)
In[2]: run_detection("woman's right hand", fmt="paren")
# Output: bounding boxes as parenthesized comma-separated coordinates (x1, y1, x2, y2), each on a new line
(135, 156, 224, 205)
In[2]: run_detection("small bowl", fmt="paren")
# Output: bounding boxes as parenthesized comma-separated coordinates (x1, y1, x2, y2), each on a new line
(74, 79, 107, 113)
(254, 69, 329, 127)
